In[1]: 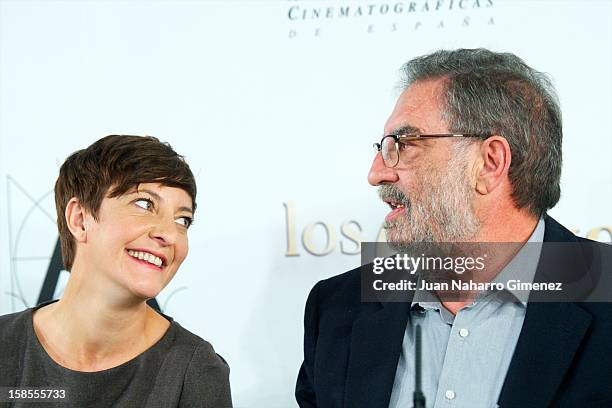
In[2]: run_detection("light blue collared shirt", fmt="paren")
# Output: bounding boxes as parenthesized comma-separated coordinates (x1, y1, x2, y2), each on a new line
(388, 218, 545, 408)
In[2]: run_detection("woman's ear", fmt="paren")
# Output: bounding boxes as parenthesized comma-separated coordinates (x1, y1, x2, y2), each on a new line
(65, 197, 89, 243)
(475, 135, 512, 195)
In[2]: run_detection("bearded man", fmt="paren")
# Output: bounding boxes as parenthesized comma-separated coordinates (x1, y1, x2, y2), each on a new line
(295, 49, 612, 408)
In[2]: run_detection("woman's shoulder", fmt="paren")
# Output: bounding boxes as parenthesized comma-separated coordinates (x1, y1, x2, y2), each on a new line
(167, 321, 232, 407)
(0, 307, 32, 342)
(0, 308, 34, 385)
(169, 321, 229, 370)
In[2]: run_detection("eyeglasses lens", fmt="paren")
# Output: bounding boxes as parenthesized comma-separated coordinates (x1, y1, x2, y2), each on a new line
(382, 136, 398, 167)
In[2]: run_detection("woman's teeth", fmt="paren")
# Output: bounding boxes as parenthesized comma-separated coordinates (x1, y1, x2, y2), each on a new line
(127, 250, 163, 267)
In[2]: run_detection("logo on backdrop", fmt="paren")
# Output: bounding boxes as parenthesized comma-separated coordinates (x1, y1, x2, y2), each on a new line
(287, 0, 496, 38)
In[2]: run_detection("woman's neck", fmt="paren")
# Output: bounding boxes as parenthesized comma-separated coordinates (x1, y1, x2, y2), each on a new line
(32, 267, 169, 372)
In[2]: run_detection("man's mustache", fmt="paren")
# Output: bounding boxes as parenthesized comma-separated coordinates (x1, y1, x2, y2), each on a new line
(378, 184, 410, 208)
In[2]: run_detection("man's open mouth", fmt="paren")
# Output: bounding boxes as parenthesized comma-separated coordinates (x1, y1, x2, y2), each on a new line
(385, 199, 405, 210)
(384, 199, 406, 222)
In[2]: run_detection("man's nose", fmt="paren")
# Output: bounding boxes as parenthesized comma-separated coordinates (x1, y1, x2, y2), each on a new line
(368, 153, 399, 186)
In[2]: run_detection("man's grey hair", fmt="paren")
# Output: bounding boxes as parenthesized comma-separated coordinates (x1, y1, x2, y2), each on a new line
(400, 48, 562, 218)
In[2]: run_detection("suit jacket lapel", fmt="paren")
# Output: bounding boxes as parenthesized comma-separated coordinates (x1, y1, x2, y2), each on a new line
(344, 301, 412, 408)
(498, 301, 592, 407)
(498, 215, 594, 407)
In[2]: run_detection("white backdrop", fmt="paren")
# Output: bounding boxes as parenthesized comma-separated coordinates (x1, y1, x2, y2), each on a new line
(1, 1, 611, 407)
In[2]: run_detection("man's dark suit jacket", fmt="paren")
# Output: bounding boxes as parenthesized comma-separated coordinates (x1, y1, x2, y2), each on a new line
(296, 216, 612, 407)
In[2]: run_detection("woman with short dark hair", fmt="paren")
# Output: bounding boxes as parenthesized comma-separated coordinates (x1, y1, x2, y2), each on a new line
(0, 135, 232, 407)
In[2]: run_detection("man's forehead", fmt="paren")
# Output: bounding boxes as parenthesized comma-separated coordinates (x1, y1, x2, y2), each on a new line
(384, 78, 448, 135)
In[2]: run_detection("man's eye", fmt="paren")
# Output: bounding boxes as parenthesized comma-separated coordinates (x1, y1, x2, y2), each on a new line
(134, 198, 153, 210)
(175, 216, 193, 228)
(397, 142, 412, 151)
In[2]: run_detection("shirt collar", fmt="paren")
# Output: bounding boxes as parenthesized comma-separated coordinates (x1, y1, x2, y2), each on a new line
(491, 217, 545, 305)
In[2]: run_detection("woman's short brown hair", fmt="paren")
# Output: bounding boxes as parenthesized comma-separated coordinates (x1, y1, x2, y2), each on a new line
(54, 135, 197, 271)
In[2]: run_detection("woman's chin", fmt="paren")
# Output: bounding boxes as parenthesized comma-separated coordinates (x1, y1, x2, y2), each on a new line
(127, 281, 163, 302)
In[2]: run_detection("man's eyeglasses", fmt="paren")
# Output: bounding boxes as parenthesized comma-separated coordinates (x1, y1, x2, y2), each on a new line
(372, 133, 489, 168)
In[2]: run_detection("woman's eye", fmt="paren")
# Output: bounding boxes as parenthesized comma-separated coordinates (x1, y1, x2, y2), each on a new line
(134, 199, 153, 210)
(175, 217, 193, 228)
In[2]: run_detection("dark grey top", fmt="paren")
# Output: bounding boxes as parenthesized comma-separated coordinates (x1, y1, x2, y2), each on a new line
(0, 303, 232, 408)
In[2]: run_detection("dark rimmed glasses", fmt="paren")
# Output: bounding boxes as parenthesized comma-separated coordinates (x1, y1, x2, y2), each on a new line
(373, 133, 490, 168)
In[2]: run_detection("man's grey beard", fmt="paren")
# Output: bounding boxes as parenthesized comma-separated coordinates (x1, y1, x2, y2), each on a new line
(378, 156, 480, 248)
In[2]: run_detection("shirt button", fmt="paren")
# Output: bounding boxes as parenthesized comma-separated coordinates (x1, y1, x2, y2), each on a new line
(445, 390, 456, 400)
(459, 328, 469, 338)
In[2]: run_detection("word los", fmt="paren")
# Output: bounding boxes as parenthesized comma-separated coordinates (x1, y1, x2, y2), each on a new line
(284, 202, 385, 256)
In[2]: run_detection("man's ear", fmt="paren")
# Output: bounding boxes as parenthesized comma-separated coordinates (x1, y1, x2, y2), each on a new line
(475, 135, 511, 195)
(65, 197, 89, 243)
